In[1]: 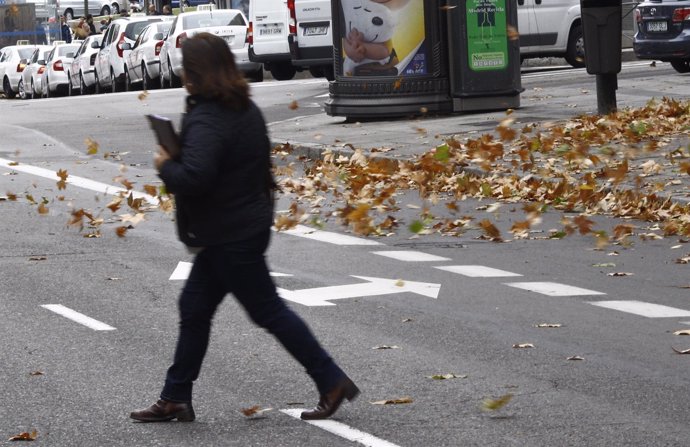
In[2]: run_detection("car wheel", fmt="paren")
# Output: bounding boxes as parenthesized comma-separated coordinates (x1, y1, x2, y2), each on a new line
(18, 79, 27, 100)
(269, 62, 295, 81)
(100, 5, 111, 16)
(565, 24, 585, 68)
(142, 63, 154, 91)
(94, 72, 101, 94)
(111, 2, 120, 14)
(169, 60, 181, 88)
(249, 67, 264, 83)
(79, 73, 88, 95)
(111, 69, 119, 92)
(308, 66, 323, 78)
(3, 77, 16, 99)
(64, 9, 74, 21)
(670, 60, 690, 73)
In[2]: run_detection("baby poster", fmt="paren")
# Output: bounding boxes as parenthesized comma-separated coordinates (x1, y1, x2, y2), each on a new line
(339, 0, 427, 77)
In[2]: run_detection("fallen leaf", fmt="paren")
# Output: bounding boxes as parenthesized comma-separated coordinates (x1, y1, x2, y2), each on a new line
(85, 138, 99, 155)
(566, 355, 584, 361)
(29, 371, 43, 376)
(28, 256, 46, 261)
(673, 330, 690, 336)
(372, 345, 399, 350)
(592, 263, 616, 268)
(428, 373, 467, 380)
(672, 346, 690, 354)
(241, 405, 273, 417)
(607, 272, 634, 277)
(535, 323, 562, 328)
(512, 343, 534, 348)
(371, 397, 413, 405)
(138, 91, 149, 101)
(394, 279, 405, 287)
(115, 226, 128, 238)
(8, 430, 37, 441)
(481, 393, 513, 411)
(288, 100, 299, 110)
(401, 318, 413, 323)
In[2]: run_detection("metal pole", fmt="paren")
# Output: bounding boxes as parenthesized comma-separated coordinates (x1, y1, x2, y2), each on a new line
(596, 73, 617, 114)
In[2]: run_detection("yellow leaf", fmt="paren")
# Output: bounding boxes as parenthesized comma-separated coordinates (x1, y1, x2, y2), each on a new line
(37, 203, 49, 215)
(8, 429, 37, 441)
(371, 397, 413, 405)
(481, 393, 513, 411)
(85, 138, 99, 155)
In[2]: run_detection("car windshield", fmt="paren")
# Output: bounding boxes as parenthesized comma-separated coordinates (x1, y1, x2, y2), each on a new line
(18, 48, 35, 59)
(57, 45, 79, 56)
(126, 19, 161, 40)
(182, 11, 245, 30)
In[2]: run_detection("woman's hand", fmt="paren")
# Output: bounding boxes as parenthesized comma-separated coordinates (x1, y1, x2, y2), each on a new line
(154, 145, 171, 171)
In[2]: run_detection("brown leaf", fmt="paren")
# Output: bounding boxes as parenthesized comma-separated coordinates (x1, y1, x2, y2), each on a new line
(85, 138, 99, 155)
(607, 272, 634, 277)
(37, 203, 49, 215)
(512, 343, 534, 349)
(506, 25, 519, 41)
(672, 346, 690, 354)
(371, 397, 413, 405)
(115, 226, 128, 238)
(241, 405, 273, 417)
(573, 215, 595, 235)
(143, 184, 158, 196)
(8, 430, 37, 441)
(138, 91, 149, 101)
(372, 345, 399, 350)
(566, 355, 584, 361)
(288, 100, 299, 110)
(479, 219, 502, 241)
(29, 371, 43, 376)
(673, 329, 690, 336)
(28, 256, 46, 261)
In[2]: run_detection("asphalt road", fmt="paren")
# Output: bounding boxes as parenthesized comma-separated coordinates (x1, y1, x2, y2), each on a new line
(2, 63, 690, 446)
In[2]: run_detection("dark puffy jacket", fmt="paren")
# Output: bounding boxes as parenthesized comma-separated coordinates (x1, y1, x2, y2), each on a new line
(158, 95, 274, 247)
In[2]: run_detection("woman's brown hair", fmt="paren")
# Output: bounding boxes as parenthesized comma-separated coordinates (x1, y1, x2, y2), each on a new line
(181, 32, 250, 110)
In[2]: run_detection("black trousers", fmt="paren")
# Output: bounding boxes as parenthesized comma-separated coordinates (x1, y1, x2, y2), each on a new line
(161, 230, 345, 402)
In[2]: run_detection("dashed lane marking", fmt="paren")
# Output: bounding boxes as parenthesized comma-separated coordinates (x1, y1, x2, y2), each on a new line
(504, 281, 605, 297)
(435, 265, 522, 277)
(0, 158, 158, 205)
(41, 304, 115, 331)
(279, 225, 382, 246)
(372, 251, 451, 262)
(169, 261, 292, 281)
(280, 409, 400, 447)
(589, 300, 690, 318)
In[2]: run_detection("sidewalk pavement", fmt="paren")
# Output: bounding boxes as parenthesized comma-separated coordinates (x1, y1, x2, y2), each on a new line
(267, 63, 690, 206)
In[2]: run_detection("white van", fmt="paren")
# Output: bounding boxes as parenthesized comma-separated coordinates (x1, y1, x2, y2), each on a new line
(287, 0, 334, 80)
(248, 0, 297, 80)
(517, 0, 584, 67)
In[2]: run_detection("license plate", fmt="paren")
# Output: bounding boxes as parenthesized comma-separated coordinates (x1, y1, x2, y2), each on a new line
(304, 26, 328, 36)
(259, 26, 282, 36)
(647, 20, 668, 32)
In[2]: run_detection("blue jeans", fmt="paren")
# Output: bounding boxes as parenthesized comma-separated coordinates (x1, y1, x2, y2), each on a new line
(161, 230, 345, 403)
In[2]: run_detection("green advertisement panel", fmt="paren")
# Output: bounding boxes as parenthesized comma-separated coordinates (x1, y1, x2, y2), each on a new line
(466, 0, 508, 71)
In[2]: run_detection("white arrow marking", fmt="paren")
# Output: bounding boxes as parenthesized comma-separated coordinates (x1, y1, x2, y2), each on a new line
(41, 304, 115, 331)
(169, 261, 293, 281)
(277, 275, 441, 307)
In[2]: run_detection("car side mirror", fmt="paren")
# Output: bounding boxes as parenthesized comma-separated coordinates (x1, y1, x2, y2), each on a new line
(153, 32, 163, 40)
(121, 42, 132, 50)
(91, 41, 100, 48)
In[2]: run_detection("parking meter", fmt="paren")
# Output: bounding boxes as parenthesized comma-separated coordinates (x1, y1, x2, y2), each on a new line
(580, 0, 622, 75)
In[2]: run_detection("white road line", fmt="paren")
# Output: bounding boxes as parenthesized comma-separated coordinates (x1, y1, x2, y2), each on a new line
(435, 265, 522, 277)
(41, 304, 116, 331)
(169, 261, 293, 281)
(0, 158, 158, 205)
(505, 281, 605, 297)
(372, 251, 451, 262)
(280, 409, 400, 447)
(589, 301, 690, 318)
(279, 225, 382, 246)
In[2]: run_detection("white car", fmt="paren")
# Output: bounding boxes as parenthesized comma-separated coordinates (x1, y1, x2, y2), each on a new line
(68, 34, 103, 95)
(159, 9, 262, 89)
(58, 0, 125, 20)
(41, 42, 81, 97)
(94, 15, 172, 93)
(288, 0, 334, 80)
(1, 43, 40, 99)
(18, 45, 53, 99)
(123, 21, 172, 91)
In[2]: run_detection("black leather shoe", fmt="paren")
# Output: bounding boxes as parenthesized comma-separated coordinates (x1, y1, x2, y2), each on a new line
(130, 399, 195, 422)
(301, 377, 360, 420)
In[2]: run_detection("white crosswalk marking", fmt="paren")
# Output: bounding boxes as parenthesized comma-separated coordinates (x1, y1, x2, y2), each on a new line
(278, 225, 382, 246)
(505, 281, 605, 297)
(436, 265, 522, 277)
(589, 301, 690, 318)
(41, 304, 116, 331)
(372, 251, 451, 262)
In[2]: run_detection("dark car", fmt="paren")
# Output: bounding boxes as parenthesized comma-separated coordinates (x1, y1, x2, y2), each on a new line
(633, 0, 690, 72)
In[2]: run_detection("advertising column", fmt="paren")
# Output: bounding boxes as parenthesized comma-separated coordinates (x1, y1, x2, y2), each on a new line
(325, 0, 453, 119)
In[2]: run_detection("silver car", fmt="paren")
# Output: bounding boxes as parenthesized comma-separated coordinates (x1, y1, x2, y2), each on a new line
(1, 44, 40, 99)
(68, 34, 103, 95)
(159, 9, 262, 89)
(18, 45, 53, 100)
(123, 21, 172, 91)
(41, 43, 81, 97)
(58, 0, 125, 20)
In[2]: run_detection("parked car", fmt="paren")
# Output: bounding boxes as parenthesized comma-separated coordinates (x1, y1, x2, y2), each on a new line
(159, 8, 262, 88)
(517, 0, 584, 68)
(18, 45, 53, 99)
(248, 0, 299, 80)
(41, 42, 80, 97)
(1, 43, 41, 99)
(94, 15, 172, 93)
(288, 0, 334, 80)
(633, 0, 690, 73)
(58, 0, 124, 20)
(123, 21, 172, 91)
(68, 34, 103, 95)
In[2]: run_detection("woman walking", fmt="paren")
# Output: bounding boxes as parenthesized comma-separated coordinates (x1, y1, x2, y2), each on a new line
(130, 33, 358, 423)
